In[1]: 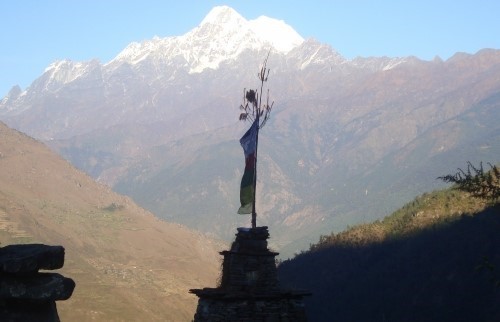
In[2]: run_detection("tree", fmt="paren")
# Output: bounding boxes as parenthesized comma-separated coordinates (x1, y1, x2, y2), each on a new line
(438, 161, 500, 201)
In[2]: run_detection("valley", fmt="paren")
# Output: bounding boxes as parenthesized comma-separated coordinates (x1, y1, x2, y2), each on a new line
(1, 5, 499, 258)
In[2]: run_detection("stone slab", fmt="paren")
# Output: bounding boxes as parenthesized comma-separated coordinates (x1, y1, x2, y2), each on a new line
(0, 244, 65, 274)
(0, 272, 75, 301)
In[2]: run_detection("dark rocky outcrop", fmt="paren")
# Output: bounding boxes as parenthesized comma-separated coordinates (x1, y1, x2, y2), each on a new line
(0, 244, 75, 321)
(190, 226, 310, 321)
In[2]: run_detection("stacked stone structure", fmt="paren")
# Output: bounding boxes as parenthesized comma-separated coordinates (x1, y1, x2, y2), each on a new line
(0, 244, 75, 321)
(190, 226, 310, 321)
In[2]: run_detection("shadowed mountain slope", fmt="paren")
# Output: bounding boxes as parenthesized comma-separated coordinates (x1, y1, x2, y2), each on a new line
(278, 189, 500, 322)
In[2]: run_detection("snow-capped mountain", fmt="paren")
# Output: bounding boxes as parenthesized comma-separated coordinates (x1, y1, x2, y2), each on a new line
(0, 5, 350, 139)
(1, 6, 499, 257)
(109, 6, 304, 73)
(0, 4, 399, 116)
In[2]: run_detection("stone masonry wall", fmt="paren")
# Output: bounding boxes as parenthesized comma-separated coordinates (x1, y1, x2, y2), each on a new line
(191, 227, 310, 321)
(194, 297, 308, 322)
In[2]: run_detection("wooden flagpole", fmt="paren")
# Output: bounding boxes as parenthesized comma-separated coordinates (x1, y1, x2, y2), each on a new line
(239, 51, 273, 229)
(252, 111, 260, 228)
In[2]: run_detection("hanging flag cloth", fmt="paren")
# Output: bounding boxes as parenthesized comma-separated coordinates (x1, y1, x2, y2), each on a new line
(238, 119, 258, 214)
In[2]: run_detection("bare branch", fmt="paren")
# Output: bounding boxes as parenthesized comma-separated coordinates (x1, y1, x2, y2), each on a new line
(238, 51, 274, 130)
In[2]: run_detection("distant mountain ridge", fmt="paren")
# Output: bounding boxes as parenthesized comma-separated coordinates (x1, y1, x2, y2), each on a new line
(1, 6, 499, 257)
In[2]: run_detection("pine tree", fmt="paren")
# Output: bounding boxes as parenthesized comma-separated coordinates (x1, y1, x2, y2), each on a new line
(438, 161, 500, 201)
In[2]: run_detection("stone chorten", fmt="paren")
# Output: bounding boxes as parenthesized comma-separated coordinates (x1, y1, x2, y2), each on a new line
(190, 226, 310, 321)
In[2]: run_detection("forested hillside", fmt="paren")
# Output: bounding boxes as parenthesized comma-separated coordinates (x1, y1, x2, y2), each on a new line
(278, 175, 500, 322)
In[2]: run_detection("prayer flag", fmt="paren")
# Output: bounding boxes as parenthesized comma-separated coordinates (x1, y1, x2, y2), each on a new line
(238, 120, 258, 214)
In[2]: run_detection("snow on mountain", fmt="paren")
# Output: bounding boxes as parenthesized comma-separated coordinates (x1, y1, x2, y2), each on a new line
(110, 6, 304, 73)
(290, 38, 345, 69)
(0, 58, 105, 116)
(197, 5, 303, 53)
(1, 4, 412, 110)
(248, 15, 303, 53)
(0, 85, 22, 106)
(43, 60, 97, 86)
(199, 5, 245, 26)
(349, 56, 412, 72)
(21, 59, 103, 96)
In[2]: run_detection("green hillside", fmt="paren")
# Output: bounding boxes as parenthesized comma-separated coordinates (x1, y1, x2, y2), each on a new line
(278, 177, 500, 321)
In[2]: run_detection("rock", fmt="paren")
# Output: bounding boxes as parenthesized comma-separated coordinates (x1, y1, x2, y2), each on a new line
(0, 273, 75, 301)
(0, 299, 60, 322)
(0, 244, 65, 274)
(0, 244, 74, 322)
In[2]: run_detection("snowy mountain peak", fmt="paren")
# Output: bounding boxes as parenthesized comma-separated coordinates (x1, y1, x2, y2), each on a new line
(110, 6, 303, 73)
(200, 5, 245, 26)
(199, 6, 303, 54)
(184, 6, 304, 72)
(249, 15, 304, 53)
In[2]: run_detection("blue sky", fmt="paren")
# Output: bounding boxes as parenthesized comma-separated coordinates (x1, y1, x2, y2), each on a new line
(1, 1, 499, 97)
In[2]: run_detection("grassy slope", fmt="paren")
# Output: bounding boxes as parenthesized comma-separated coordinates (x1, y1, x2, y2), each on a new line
(278, 187, 500, 322)
(0, 122, 224, 321)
